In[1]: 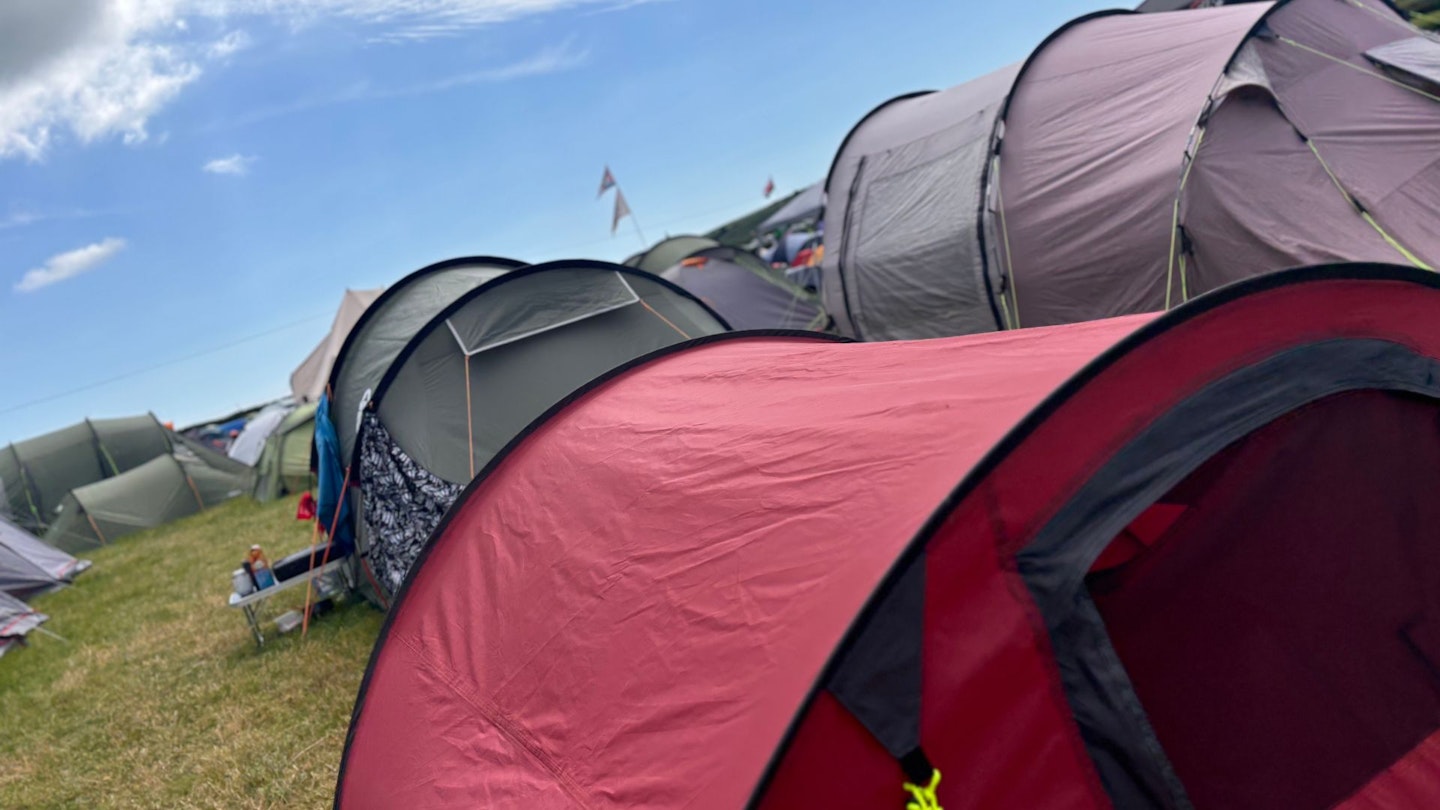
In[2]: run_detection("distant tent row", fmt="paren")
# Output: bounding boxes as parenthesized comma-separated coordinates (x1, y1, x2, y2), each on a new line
(0, 415, 251, 552)
(756, 181, 824, 235)
(339, 263, 1440, 810)
(313, 257, 728, 607)
(0, 515, 88, 599)
(821, 0, 1440, 340)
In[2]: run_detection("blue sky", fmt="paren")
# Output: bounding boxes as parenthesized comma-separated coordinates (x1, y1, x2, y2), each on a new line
(0, 0, 1103, 444)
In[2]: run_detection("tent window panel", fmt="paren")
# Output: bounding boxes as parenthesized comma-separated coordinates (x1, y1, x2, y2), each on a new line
(445, 271, 641, 356)
(1366, 37, 1440, 97)
(1088, 389, 1440, 810)
(850, 135, 991, 339)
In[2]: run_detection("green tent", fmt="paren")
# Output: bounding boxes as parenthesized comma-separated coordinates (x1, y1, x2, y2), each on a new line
(0, 415, 172, 534)
(44, 441, 253, 553)
(622, 235, 721, 275)
(253, 403, 317, 502)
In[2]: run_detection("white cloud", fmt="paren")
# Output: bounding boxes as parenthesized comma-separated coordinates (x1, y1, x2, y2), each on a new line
(14, 237, 127, 292)
(207, 38, 587, 130)
(203, 153, 256, 175)
(0, 0, 649, 160)
(207, 29, 250, 58)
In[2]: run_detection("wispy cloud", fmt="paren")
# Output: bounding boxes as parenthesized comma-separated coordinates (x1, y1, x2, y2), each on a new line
(206, 38, 588, 131)
(203, 153, 257, 175)
(0, 205, 118, 231)
(207, 29, 251, 59)
(15, 237, 127, 292)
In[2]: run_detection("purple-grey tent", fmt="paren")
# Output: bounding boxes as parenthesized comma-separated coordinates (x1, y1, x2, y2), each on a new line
(0, 590, 47, 658)
(660, 246, 828, 331)
(821, 0, 1440, 340)
(0, 514, 88, 599)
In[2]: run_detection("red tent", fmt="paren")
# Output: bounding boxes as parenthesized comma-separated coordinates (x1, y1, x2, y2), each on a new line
(338, 264, 1440, 810)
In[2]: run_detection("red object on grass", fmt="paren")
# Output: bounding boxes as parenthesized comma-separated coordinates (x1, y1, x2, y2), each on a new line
(295, 491, 317, 521)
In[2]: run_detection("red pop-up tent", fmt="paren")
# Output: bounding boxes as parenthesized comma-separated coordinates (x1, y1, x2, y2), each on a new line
(338, 263, 1440, 810)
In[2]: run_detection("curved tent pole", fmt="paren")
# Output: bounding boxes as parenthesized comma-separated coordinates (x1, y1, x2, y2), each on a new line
(84, 418, 120, 478)
(172, 454, 206, 510)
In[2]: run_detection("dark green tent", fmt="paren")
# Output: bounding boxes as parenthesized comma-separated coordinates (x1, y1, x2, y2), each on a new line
(0, 415, 171, 534)
(45, 441, 252, 553)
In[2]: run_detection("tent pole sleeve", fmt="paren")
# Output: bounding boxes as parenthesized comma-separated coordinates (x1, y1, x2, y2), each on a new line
(1303, 137, 1433, 271)
(638, 299, 693, 340)
(85, 510, 106, 546)
(992, 155, 1021, 329)
(465, 355, 476, 481)
(1278, 35, 1440, 105)
(85, 418, 119, 477)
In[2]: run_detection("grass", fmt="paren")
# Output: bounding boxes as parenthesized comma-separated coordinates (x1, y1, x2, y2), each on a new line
(0, 496, 383, 809)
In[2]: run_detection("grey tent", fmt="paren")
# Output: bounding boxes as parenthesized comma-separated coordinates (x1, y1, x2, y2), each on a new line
(0, 415, 173, 533)
(325, 257, 526, 472)
(351, 259, 729, 603)
(756, 181, 825, 235)
(227, 402, 292, 466)
(822, 0, 1440, 340)
(0, 514, 88, 599)
(45, 441, 253, 553)
(0, 590, 46, 658)
(290, 288, 384, 403)
(253, 403, 317, 502)
(661, 246, 828, 331)
(623, 235, 721, 275)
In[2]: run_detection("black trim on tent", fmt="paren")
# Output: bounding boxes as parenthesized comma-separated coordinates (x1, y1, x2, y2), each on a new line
(1022, 338, 1440, 808)
(365, 260, 734, 408)
(744, 262, 1440, 809)
(322, 255, 528, 402)
(333, 328, 847, 809)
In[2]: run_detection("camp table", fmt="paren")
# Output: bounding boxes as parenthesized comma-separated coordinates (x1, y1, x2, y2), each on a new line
(227, 558, 348, 646)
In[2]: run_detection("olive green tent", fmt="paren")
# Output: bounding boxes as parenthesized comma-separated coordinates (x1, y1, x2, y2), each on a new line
(622, 235, 721, 275)
(44, 441, 253, 553)
(0, 415, 172, 534)
(253, 403, 317, 502)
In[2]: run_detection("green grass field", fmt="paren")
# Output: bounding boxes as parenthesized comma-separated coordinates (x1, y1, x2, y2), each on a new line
(0, 497, 383, 809)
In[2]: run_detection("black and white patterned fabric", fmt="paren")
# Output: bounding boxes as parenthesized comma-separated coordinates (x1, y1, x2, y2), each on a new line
(357, 414, 462, 596)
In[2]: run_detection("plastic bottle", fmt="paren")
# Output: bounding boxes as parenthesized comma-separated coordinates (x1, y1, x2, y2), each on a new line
(248, 545, 276, 589)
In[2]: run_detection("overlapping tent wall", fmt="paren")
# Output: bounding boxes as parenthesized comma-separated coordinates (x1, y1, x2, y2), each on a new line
(324, 256, 527, 472)
(348, 260, 729, 604)
(338, 264, 1440, 810)
(292, 288, 385, 403)
(253, 403, 317, 502)
(660, 246, 828, 331)
(46, 442, 253, 553)
(821, 0, 1440, 340)
(0, 515, 87, 599)
(0, 415, 172, 534)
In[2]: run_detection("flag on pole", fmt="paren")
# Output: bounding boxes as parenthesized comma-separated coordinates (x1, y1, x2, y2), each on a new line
(598, 166, 617, 198)
(611, 189, 632, 235)
(763, 176, 775, 198)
